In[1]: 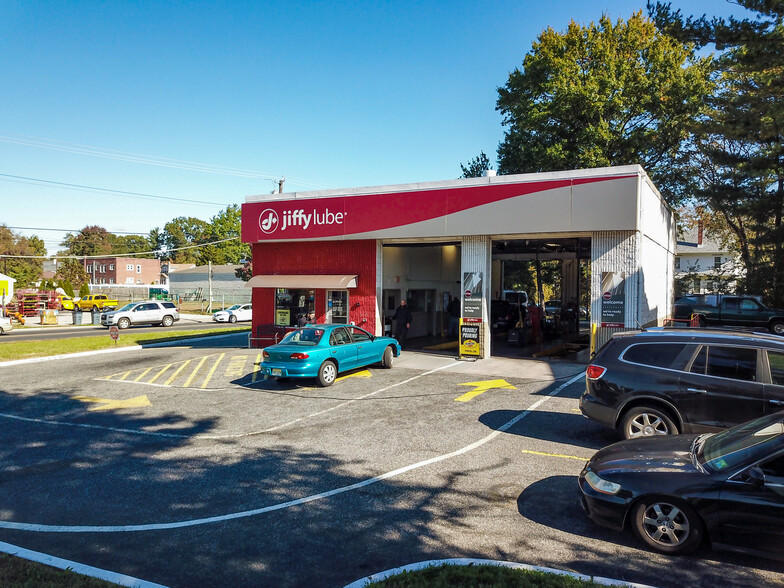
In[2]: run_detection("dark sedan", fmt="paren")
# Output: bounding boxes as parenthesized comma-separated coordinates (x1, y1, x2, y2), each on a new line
(579, 411, 784, 559)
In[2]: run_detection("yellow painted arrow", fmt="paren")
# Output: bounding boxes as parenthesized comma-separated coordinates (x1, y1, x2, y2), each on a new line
(73, 395, 152, 411)
(455, 379, 516, 402)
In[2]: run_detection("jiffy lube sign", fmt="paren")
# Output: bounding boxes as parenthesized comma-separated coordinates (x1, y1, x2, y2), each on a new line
(258, 207, 346, 234)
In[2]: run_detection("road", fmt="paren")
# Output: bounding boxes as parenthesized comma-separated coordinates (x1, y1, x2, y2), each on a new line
(0, 336, 782, 588)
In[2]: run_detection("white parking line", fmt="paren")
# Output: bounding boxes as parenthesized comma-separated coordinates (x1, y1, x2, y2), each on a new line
(0, 371, 585, 533)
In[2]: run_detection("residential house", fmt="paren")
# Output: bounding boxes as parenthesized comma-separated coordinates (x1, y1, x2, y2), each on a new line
(675, 222, 743, 294)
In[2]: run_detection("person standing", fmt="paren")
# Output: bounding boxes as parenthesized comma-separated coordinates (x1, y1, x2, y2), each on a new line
(447, 296, 460, 337)
(392, 299, 413, 349)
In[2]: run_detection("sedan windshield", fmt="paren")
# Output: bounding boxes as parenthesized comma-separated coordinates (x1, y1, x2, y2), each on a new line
(223, 305, 242, 311)
(699, 412, 784, 473)
(279, 328, 325, 346)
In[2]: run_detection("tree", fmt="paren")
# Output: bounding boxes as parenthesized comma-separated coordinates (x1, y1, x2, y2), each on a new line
(157, 217, 209, 264)
(496, 11, 714, 207)
(197, 205, 251, 266)
(650, 1, 784, 304)
(60, 226, 114, 257)
(0, 225, 45, 288)
(235, 260, 253, 281)
(78, 281, 90, 297)
(460, 151, 492, 178)
(111, 234, 153, 257)
(55, 258, 90, 290)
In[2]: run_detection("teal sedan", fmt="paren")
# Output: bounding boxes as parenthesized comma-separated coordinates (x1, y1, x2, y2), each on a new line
(260, 324, 401, 386)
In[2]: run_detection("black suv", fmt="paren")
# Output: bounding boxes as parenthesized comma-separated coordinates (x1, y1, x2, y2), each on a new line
(580, 328, 784, 439)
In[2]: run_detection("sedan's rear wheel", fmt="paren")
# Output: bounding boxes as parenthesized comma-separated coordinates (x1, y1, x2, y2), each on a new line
(770, 319, 784, 336)
(317, 361, 337, 387)
(632, 498, 703, 555)
(117, 317, 130, 330)
(620, 406, 677, 440)
(161, 315, 174, 327)
(381, 346, 394, 368)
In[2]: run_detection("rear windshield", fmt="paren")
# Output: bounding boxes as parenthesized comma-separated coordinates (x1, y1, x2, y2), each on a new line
(162, 302, 177, 309)
(280, 328, 324, 345)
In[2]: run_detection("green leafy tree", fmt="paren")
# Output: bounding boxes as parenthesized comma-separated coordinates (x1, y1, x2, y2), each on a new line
(0, 225, 45, 288)
(460, 151, 492, 178)
(60, 226, 114, 257)
(61, 280, 75, 298)
(111, 234, 153, 257)
(78, 282, 90, 297)
(55, 258, 90, 291)
(496, 11, 714, 207)
(159, 217, 208, 264)
(235, 260, 253, 281)
(650, 0, 784, 305)
(197, 205, 251, 266)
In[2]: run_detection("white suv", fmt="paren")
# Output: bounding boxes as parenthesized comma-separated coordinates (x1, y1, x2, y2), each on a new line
(101, 301, 180, 329)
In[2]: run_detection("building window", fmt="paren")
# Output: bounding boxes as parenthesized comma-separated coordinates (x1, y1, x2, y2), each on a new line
(100, 265, 105, 273)
(706, 281, 714, 292)
(109, 264, 114, 270)
(675, 257, 681, 270)
(127, 264, 134, 271)
(136, 265, 141, 273)
(109, 278, 114, 284)
(714, 256, 722, 269)
(693, 278, 701, 292)
(126, 277, 134, 284)
(136, 278, 142, 284)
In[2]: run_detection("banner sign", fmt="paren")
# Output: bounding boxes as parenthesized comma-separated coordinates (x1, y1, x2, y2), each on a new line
(601, 271, 627, 328)
(459, 320, 481, 357)
(462, 271, 483, 319)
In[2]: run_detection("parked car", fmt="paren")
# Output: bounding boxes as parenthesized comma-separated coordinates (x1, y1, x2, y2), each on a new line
(580, 327, 784, 439)
(673, 293, 784, 334)
(260, 324, 401, 387)
(101, 300, 180, 329)
(0, 315, 13, 335)
(544, 299, 561, 331)
(213, 303, 252, 323)
(58, 295, 77, 311)
(579, 410, 784, 559)
(76, 294, 119, 312)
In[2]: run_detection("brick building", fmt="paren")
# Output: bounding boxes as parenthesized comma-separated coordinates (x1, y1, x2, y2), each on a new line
(84, 257, 162, 286)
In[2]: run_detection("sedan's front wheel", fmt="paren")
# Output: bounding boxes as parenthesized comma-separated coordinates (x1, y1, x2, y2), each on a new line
(317, 361, 337, 387)
(381, 346, 394, 368)
(620, 406, 677, 439)
(229, 314, 237, 323)
(632, 498, 703, 555)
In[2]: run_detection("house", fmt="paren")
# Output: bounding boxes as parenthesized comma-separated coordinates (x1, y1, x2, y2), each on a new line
(675, 222, 742, 294)
(0, 272, 16, 304)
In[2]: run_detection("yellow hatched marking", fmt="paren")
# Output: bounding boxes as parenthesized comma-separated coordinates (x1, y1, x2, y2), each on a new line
(183, 356, 210, 388)
(74, 395, 151, 412)
(133, 367, 154, 382)
(200, 353, 226, 388)
(148, 364, 172, 384)
(336, 369, 372, 382)
(164, 359, 192, 386)
(251, 353, 262, 383)
(117, 371, 132, 382)
(521, 449, 587, 461)
(225, 355, 247, 377)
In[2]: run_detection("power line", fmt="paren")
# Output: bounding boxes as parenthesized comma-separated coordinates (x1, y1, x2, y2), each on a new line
(0, 236, 243, 260)
(7, 226, 152, 235)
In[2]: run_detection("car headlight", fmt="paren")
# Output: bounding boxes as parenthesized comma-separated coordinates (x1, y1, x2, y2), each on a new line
(584, 470, 621, 495)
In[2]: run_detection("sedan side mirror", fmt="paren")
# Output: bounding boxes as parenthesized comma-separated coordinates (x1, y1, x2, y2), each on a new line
(747, 465, 766, 488)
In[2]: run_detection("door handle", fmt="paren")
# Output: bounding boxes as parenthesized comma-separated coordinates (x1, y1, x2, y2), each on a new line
(687, 388, 707, 394)
(770, 399, 784, 406)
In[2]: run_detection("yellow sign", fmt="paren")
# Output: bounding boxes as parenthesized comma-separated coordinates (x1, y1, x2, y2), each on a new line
(459, 320, 481, 357)
(454, 379, 516, 402)
(275, 309, 290, 326)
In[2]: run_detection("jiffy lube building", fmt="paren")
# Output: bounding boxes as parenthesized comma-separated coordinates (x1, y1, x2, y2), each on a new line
(241, 165, 676, 358)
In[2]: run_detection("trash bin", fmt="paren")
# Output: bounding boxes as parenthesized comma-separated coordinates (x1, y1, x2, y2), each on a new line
(73, 311, 83, 325)
(92, 311, 101, 325)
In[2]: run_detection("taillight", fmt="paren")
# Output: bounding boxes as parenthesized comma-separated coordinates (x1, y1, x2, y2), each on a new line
(263, 350, 270, 359)
(586, 365, 606, 380)
(290, 352, 309, 360)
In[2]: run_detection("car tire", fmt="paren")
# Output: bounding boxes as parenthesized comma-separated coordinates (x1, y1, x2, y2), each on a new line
(631, 498, 703, 555)
(93, 306, 99, 312)
(229, 315, 237, 323)
(381, 346, 394, 368)
(769, 319, 784, 336)
(620, 406, 678, 439)
(317, 361, 337, 387)
(117, 317, 130, 330)
(161, 315, 174, 327)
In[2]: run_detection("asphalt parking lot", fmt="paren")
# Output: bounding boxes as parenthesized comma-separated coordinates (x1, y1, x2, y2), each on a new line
(1, 335, 783, 587)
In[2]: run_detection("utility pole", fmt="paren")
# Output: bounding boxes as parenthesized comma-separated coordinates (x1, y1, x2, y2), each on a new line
(278, 176, 285, 194)
(207, 260, 213, 313)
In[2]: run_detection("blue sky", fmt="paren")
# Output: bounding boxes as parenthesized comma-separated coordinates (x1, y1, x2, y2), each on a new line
(1, 1, 748, 255)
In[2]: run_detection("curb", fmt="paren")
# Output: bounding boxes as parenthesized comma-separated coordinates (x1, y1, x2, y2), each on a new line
(343, 558, 658, 588)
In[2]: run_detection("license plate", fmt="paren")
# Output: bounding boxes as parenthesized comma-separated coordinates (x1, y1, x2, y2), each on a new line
(272, 368, 283, 376)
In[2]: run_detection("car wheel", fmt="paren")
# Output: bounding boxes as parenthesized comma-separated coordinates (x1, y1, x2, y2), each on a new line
(117, 317, 130, 330)
(769, 320, 784, 336)
(161, 315, 174, 327)
(317, 361, 337, 387)
(632, 498, 703, 555)
(381, 346, 394, 369)
(93, 306, 99, 312)
(620, 406, 677, 439)
(229, 314, 237, 323)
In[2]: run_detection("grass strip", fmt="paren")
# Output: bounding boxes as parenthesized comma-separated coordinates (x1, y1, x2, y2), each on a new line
(0, 553, 117, 588)
(0, 328, 249, 362)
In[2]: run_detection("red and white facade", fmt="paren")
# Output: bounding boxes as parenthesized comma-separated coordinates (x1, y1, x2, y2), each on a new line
(241, 165, 677, 357)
